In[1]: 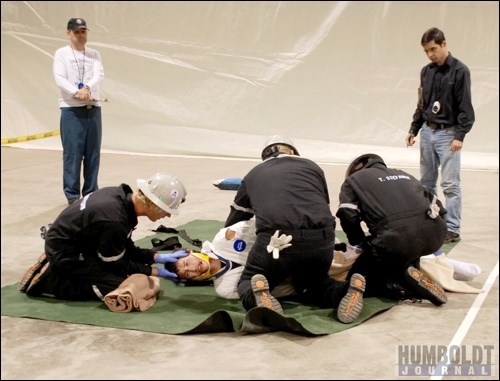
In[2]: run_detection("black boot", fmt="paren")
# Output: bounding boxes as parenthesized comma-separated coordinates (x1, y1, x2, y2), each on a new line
(403, 266, 447, 306)
(383, 280, 422, 302)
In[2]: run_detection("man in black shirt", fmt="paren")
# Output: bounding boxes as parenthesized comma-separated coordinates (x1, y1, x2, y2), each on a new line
(20, 172, 188, 300)
(336, 153, 448, 306)
(225, 135, 365, 323)
(406, 27, 475, 244)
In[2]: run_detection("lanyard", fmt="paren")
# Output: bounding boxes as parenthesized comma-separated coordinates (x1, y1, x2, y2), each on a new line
(71, 48, 86, 89)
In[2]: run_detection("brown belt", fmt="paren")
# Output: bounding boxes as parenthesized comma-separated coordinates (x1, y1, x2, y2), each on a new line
(427, 122, 451, 130)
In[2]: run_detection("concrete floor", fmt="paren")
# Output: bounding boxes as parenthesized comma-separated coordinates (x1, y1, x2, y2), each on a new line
(1, 146, 498, 380)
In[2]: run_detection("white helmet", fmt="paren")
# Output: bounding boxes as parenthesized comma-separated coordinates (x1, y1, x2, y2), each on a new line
(261, 134, 300, 160)
(137, 172, 186, 215)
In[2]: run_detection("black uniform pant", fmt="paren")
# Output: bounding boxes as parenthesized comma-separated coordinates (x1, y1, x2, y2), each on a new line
(348, 215, 447, 298)
(41, 257, 127, 301)
(237, 228, 347, 311)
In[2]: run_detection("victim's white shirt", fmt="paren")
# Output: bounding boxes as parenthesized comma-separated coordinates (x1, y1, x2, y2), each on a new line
(201, 219, 255, 299)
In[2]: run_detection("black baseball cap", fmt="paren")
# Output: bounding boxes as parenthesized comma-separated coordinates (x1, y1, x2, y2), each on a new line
(67, 18, 88, 31)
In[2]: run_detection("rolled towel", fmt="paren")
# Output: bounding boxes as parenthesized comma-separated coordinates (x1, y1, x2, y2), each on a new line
(104, 274, 161, 313)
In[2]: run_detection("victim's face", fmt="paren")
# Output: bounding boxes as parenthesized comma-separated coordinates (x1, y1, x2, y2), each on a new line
(176, 254, 209, 279)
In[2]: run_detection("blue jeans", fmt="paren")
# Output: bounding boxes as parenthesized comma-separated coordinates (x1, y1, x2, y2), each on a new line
(419, 123, 461, 234)
(60, 106, 102, 201)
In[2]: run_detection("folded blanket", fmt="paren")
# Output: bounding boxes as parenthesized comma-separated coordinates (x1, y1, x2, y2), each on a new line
(104, 274, 161, 312)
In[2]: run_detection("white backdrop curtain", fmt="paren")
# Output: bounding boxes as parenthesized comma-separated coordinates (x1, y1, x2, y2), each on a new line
(1, 1, 498, 170)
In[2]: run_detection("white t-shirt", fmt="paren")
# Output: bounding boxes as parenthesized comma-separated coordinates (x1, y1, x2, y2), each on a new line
(53, 45, 104, 107)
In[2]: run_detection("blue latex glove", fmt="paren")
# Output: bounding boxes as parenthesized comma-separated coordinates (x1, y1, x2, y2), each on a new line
(156, 266, 178, 281)
(155, 250, 189, 264)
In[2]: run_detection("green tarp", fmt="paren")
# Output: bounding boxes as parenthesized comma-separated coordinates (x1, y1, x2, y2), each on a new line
(7, 219, 455, 336)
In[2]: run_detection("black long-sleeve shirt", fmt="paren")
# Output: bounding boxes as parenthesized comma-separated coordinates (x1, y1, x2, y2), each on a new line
(410, 53, 475, 142)
(336, 163, 444, 248)
(44, 184, 155, 277)
(224, 154, 335, 234)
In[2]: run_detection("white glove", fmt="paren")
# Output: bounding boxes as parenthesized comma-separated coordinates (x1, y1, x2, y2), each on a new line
(427, 195, 440, 219)
(267, 230, 293, 259)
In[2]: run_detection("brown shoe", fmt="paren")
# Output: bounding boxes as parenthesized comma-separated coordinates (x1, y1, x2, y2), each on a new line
(251, 274, 283, 314)
(337, 273, 366, 324)
(25, 262, 51, 296)
(18, 253, 47, 292)
(404, 266, 447, 306)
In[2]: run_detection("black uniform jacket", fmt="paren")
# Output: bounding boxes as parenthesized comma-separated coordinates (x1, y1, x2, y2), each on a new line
(225, 154, 335, 233)
(336, 163, 444, 249)
(44, 184, 155, 277)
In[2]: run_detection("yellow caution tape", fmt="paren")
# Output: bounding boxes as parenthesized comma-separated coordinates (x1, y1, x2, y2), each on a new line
(1, 130, 60, 145)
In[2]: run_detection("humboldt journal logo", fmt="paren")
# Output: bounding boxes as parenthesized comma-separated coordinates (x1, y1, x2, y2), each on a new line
(396, 345, 495, 377)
